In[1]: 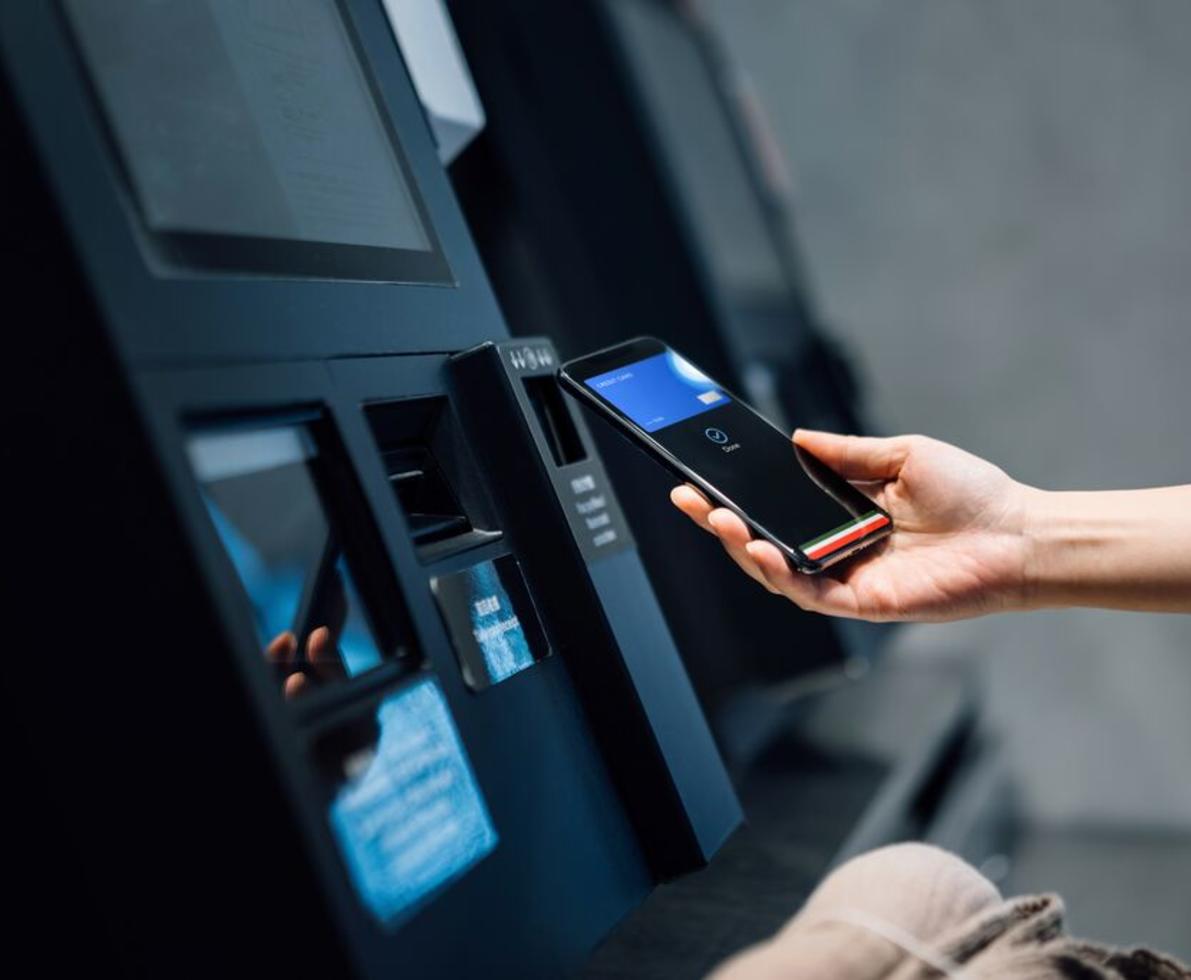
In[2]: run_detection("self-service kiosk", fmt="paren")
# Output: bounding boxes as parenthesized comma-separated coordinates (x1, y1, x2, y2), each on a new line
(446, 0, 886, 752)
(0, 2, 738, 975)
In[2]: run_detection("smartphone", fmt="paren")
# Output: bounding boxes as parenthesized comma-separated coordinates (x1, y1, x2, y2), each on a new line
(558, 337, 892, 573)
(290, 534, 348, 670)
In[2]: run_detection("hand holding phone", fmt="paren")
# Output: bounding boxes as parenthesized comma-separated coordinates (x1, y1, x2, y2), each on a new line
(560, 338, 1034, 622)
(558, 337, 892, 573)
(674, 429, 1033, 624)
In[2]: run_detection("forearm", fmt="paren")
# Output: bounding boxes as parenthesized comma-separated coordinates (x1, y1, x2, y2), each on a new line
(1021, 484, 1191, 612)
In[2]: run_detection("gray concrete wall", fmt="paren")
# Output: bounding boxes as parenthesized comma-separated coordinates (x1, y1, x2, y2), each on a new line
(702, 0, 1191, 829)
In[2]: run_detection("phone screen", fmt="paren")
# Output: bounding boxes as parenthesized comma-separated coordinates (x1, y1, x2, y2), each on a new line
(571, 343, 888, 562)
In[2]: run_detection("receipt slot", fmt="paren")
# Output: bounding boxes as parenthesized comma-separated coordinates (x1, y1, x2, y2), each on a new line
(452, 338, 741, 876)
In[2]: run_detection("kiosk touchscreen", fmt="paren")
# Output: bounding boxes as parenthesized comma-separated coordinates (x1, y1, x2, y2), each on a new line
(62, 0, 449, 282)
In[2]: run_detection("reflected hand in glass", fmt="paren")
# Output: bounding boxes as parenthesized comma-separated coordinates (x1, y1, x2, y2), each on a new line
(265, 625, 348, 700)
(189, 424, 394, 701)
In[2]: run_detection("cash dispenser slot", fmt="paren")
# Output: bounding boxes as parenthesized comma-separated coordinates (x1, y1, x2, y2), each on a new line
(385, 444, 471, 544)
(365, 397, 502, 562)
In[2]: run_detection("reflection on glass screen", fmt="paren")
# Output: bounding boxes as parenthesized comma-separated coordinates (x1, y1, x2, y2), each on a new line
(188, 425, 392, 699)
(64, 0, 430, 252)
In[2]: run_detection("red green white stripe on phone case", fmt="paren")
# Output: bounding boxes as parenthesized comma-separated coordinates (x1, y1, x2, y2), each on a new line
(800, 512, 890, 561)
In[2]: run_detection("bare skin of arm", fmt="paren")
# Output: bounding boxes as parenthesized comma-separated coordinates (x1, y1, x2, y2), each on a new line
(671, 429, 1191, 623)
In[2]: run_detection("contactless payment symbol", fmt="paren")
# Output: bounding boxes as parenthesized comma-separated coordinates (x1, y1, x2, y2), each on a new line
(704, 427, 729, 444)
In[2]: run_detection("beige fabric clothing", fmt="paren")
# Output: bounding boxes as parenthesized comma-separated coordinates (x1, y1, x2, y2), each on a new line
(710, 843, 1190, 980)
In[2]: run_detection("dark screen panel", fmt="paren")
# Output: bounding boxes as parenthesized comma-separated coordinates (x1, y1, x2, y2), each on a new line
(63, 0, 450, 282)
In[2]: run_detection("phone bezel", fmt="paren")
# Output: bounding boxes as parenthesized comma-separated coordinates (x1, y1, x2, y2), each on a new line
(558, 337, 892, 574)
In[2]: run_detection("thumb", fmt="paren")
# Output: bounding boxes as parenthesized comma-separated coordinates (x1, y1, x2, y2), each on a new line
(793, 430, 911, 481)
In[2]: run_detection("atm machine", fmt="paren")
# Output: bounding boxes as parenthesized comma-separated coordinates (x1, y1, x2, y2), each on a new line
(0, 2, 739, 975)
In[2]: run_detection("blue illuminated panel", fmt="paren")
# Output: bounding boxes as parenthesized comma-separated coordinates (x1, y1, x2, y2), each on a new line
(430, 555, 549, 690)
(324, 678, 497, 925)
(584, 351, 728, 432)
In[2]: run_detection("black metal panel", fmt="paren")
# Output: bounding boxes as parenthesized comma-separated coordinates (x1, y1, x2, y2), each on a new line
(1, 84, 346, 973)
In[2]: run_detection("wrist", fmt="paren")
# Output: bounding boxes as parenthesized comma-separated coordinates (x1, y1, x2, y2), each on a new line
(1012, 483, 1052, 611)
(1016, 485, 1136, 611)
(995, 481, 1191, 615)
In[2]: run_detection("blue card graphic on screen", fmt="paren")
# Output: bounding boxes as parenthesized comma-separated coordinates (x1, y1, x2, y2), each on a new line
(585, 351, 728, 432)
(325, 678, 498, 925)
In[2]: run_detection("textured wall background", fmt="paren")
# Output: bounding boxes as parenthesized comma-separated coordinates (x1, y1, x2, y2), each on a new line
(701, 0, 1191, 829)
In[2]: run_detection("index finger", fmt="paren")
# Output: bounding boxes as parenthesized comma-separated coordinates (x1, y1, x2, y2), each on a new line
(670, 484, 715, 532)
